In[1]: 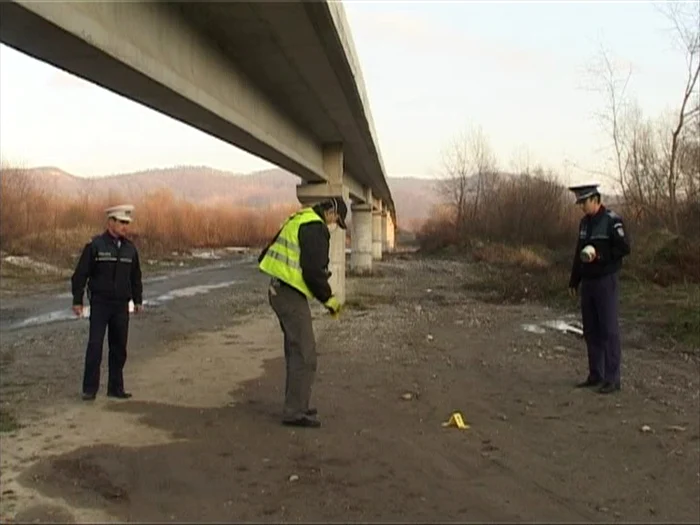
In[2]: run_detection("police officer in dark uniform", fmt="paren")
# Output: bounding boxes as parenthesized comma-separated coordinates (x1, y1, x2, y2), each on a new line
(568, 184, 631, 394)
(71, 204, 143, 401)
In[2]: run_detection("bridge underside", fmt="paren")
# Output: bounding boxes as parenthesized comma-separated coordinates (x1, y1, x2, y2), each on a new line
(0, 0, 396, 302)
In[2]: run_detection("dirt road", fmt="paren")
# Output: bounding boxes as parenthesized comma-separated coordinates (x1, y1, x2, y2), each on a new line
(1, 253, 698, 523)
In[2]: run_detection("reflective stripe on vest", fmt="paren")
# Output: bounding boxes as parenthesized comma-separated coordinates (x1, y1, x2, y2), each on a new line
(258, 208, 324, 298)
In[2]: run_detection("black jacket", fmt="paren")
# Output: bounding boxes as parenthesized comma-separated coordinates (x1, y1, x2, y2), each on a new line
(71, 231, 143, 305)
(259, 207, 333, 303)
(569, 206, 631, 288)
(298, 217, 332, 303)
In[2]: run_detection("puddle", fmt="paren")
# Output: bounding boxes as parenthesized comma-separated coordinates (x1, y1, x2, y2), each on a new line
(151, 281, 238, 302)
(521, 319, 583, 337)
(542, 320, 583, 336)
(11, 309, 80, 328)
(522, 324, 546, 334)
(6, 281, 238, 330)
(144, 275, 169, 283)
(191, 249, 221, 260)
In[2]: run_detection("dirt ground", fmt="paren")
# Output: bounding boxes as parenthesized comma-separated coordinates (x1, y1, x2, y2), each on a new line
(0, 253, 698, 523)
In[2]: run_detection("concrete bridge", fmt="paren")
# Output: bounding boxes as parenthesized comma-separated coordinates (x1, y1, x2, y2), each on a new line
(0, 0, 396, 302)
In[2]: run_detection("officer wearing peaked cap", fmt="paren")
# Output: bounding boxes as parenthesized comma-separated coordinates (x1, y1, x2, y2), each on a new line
(71, 204, 143, 401)
(105, 204, 134, 222)
(258, 196, 348, 428)
(568, 184, 630, 394)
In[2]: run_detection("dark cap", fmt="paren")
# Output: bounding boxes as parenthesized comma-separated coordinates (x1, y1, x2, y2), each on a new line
(328, 196, 348, 229)
(568, 183, 600, 203)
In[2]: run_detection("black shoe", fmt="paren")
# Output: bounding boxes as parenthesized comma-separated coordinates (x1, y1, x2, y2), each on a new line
(282, 416, 321, 428)
(107, 391, 132, 399)
(575, 378, 602, 388)
(82, 392, 96, 401)
(306, 408, 318, 416)
(598, 382, 620, 394)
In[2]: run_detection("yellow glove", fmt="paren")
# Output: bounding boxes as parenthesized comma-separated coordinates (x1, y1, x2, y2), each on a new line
(324, 296, 342, 317)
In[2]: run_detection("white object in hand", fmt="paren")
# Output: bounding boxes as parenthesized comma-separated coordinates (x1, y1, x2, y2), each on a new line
(580, 245, 596, 262)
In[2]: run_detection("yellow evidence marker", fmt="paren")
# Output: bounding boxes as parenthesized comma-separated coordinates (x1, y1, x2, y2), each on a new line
(442, 412, 470, 429)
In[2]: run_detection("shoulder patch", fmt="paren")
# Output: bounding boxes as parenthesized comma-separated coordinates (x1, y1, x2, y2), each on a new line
(605, 209, 621, 220)
(614, 222, 625, 237)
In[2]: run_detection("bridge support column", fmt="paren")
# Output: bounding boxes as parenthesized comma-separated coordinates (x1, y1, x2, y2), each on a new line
(350, 204, 373, 275)
(381, 211, 388, 253)
(381, 211, 392, 253)
(372, 204, 383, 261)
(296, 143, 347, 304)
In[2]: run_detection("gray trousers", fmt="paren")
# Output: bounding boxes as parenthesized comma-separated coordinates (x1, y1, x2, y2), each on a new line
(268, 279, 317, 420)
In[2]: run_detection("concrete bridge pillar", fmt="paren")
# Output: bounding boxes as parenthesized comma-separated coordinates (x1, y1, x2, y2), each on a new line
(381, 211, 389, 253)
(387, 214, 396, 252)
(383, 211, 396, 252)
(350, 203, 373, 275)
(372, 202, 383, 261)
(296, 143, 347, 304)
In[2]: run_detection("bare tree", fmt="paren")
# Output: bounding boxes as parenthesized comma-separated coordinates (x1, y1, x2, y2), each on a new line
(589, 3, 699, 233)
(587, 45, 634, 199)
(468, 126, 498, 222)
(436, 132, 471, 233)
(660, 2, 700, 231)
(436, 126, 498, 234)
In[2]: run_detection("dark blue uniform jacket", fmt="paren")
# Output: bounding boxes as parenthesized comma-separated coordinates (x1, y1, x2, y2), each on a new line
(71, 231, 143, 305)
(569, 206, 631, 289)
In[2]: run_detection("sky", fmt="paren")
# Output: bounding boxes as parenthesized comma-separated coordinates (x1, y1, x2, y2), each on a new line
(0, 1, 694, 189)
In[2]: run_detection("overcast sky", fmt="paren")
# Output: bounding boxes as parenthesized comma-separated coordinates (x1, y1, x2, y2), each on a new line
(0, 1, 692, 189)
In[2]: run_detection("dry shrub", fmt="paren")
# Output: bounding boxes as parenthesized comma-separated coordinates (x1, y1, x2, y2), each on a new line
(416, 205, 460, 252)
(477, 173, 578, 248)
(0, 164, 297, 262)
(626, 229, 700, 285)
(418, 171, 578, 252)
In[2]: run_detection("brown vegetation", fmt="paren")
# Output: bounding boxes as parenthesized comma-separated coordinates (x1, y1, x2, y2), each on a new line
(17, 165, 438, 232)
(0, 162, 297, 263)
(427, 168, 579, 252)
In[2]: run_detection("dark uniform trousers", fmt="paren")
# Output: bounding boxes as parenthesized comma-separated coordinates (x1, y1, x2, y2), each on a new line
(580, 273, 621, 386)
(268, 279, 317, 420)
(82, 299, 130, 394)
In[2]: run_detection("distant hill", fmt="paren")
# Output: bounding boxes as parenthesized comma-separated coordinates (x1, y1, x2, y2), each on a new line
(15, 166, 440, 230)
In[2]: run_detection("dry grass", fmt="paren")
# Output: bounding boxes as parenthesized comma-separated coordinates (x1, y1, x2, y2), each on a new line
(621, 280, 700, 348)
(624, 228, 700, 285)
(472, 243, 551, 270)
(460, 242, 700, 349)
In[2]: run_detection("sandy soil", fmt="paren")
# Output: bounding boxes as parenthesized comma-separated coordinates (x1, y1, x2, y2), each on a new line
(0, 253, 698, 523)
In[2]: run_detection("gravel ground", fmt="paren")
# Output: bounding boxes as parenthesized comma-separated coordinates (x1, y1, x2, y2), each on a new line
(0, 252, 698, 523)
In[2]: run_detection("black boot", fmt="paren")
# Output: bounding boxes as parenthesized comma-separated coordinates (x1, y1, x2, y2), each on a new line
(598, 382, 620, 394)
(282, 416, 321, 428)
(575, 377, 602, 388)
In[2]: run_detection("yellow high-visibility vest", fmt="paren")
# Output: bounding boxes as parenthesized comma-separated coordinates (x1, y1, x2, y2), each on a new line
(259, 208, 324, 298)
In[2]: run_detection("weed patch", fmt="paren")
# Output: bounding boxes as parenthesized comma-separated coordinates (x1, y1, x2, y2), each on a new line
(0, 409, 21, 433)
